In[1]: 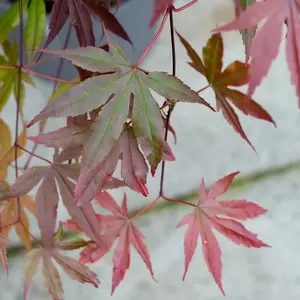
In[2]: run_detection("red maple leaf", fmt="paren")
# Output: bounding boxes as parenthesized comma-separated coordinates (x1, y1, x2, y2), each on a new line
(45, 0, 131, 47)
(177, 32, 275, 148)
(177, 172, 270, 295)
(63, 191, 155, 294)
(213, 0, 300, 105)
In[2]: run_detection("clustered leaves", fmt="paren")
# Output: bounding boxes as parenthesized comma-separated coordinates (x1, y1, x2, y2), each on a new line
(3, 0, 299, 298)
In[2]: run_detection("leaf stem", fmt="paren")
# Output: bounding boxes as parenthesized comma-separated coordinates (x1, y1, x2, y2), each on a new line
(53, 24, 73, 91)
(0, 65, 17, 69)
(0, 147, 14, 167)
(173, 0, 198, 12)
(161, 196, 196, 207)
(24, 23, 73, 170)
(24, 68, 79, 84)
(17, 145, 52, 165)
(25, 55, 63, 68)
(135, 8, 171, 67)
(132, 196, 161, 219)
(11, 0, 25, 231)
(197, 84, 210, 93)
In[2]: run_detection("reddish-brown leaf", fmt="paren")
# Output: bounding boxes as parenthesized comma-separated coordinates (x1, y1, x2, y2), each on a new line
(178, 32, 275, 148)
(45, 0, 130, 47)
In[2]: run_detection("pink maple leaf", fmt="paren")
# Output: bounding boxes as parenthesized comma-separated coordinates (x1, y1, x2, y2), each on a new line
(177, 172, 270, 295)
(74, 126, 152, 206)
(213, 0, 300, 105)
(63, 191, 155, 294)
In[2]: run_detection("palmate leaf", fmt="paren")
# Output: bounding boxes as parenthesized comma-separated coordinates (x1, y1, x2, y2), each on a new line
(0, 189, 36, 249)
(45, 0, 131, 47)
(28, 115, 94, 149)
(0, 118, 27, 180)
(177, 172, 269, 295)
(63, 192, 155, 295)
(0, 0, 29, 43)
(25, 0, 47, 63)
(213, 0, 300, 106)
(1, 151, 110, 250)
(24, 228, 99, 300)
(177, 32, 275, 148)
(28, 41, 214, 205)
(0, 41, 35, 114)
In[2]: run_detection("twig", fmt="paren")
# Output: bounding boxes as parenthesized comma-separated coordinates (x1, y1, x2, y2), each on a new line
(159, 9, 176, 196)
(23, 23, 73, 170)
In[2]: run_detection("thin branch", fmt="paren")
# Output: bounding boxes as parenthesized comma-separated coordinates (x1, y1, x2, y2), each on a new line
(159, 9, 176, 196)
(17, 145, 52, 165)
(12, 0, 26, 229)
(25, 55, 64, 68)
(0, 65, 17, 70)
(197, 84, 210, 93)
(53, 23, 73, 91)
(24, 68, 79, 84)
(24, 23, 73, 170)
(161, 196, 196, 207)
(173, 0, 198, 12)
(131, 196, 161, 219)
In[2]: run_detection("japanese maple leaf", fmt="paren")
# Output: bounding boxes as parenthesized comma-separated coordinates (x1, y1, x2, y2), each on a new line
(149, 0, 174, 27)
(234, 0, 257, 61)
(74, 125, 151, 206)
(0, 40, 34, 113)
(0, 182, 35, 274)
(177, 172, 269, 295)
(0, 151, 109, 250)
(177, 32, 275, 148)
(213, 0, 300, 106)
(45, 0, 131, 47)
(0, 183, 36, 250)
(63, 191, 155, 294)
(28, 114, 95, 150)
(27, 41, 214, 204)
(0, 119, 27, 180)
(24, 227, 98, 300)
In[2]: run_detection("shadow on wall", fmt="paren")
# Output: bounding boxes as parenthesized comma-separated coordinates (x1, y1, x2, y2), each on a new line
(0, 0, 155, 81)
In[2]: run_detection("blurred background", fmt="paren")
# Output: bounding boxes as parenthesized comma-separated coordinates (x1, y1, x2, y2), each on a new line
(1, 0, 300, 299)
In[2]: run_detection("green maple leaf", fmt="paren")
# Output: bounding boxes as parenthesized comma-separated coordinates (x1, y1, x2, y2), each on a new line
(28, 41, 214, 204)
(0, 40, 34, 113)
